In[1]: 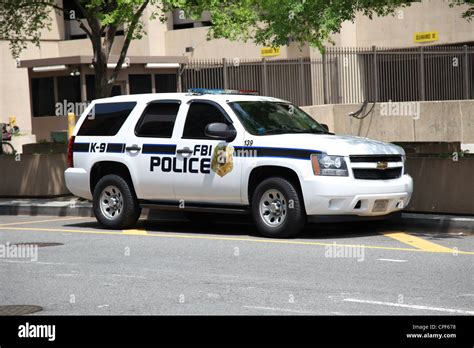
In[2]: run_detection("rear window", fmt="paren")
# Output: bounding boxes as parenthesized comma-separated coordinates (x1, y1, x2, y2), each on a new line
(78, 102, 137, 136)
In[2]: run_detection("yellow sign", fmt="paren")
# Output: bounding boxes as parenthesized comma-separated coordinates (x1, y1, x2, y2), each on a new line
(414, 31, 439, 43)
(261, 47, 280, 57)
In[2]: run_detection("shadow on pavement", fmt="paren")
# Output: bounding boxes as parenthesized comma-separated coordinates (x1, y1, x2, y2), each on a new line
(63, 211, 471, 241)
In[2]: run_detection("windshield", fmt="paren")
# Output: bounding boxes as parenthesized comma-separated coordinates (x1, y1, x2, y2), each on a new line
(228, 101, 330, 135)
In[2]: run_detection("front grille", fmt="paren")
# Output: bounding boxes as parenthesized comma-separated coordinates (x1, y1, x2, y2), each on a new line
(350, 155, 402, 163)
(353, 167, 402, 180)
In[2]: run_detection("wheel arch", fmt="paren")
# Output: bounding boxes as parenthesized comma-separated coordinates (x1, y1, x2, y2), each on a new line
(89, 161, 136, 197)
(247, 165, 304, 207)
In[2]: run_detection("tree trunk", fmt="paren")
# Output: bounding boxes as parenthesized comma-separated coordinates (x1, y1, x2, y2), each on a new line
(88, 16, 112, 99)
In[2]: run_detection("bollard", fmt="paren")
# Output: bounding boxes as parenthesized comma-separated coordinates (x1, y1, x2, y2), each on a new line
(67, 113, 76, 138)
(9, 116, 16, 127)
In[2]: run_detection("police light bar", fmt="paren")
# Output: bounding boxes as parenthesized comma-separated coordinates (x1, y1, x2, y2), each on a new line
(187, 88, 259, 95)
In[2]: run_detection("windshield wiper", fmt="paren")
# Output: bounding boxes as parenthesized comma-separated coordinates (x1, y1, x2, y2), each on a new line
(286, 129, 330, 134)
(258, 128, 287, 135)
(258, 128, 332, 135)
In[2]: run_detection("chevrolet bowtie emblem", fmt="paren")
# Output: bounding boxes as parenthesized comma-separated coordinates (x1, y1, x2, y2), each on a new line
(376, 161, 389, 170)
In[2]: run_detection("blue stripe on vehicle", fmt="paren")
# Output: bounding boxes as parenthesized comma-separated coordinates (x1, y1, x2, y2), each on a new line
(142, 144, 177, 155)
(233, 146, 320, 160)
(106, 143, 126, 153)
(73, 143, 90, 152)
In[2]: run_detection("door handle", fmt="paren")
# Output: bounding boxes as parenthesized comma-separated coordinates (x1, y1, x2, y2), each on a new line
(177, 147, 193, 154)
(125, 144, 141, 152)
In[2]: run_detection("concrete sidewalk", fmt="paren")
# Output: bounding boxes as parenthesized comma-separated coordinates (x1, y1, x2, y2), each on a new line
(0, 196, 473, 232)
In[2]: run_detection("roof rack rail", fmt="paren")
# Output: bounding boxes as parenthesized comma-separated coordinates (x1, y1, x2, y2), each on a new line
(187, 88, 259, 96)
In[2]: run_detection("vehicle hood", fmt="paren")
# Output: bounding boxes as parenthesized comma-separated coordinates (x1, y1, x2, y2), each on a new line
(263, 134, 405, 156)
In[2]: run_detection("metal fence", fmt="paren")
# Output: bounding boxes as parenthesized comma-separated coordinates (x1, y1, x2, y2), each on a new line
(181, 45, 474, 106)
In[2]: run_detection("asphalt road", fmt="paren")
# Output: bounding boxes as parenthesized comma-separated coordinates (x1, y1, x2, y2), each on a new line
(0, 213, 473, 315)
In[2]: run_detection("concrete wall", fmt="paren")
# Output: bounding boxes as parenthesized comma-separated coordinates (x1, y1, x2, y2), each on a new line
(405, 157, 474, 215)
(352, 1, 473, 48)
(0, 154, 69, 197)
(165, 26, 309, 59)
(302, 100, 474, 149)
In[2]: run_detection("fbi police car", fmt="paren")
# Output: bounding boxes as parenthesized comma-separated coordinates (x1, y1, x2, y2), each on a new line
(65, 89, 413, 238)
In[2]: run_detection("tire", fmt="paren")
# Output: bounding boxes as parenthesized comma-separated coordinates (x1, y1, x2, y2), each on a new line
(93, 174, 141, 229)
(251, 177, 306, 238)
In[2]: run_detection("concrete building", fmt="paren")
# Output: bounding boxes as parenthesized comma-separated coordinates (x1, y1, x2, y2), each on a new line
(0, 0, 472, 148)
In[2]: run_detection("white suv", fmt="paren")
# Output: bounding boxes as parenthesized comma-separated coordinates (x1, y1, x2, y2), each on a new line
(65, 89, 413, 238)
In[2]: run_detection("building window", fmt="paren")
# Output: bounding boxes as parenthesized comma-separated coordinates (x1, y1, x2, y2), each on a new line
(63, 2, 124, 40)
(32, 77, 55, 117)
(155, 74, 177, 93)
(172, 9, 212, 30)
(86, 75, 95, 101)
(57, 76, 81, 105)
(32, 76, 82, 117)
(129, 74, 152, 94)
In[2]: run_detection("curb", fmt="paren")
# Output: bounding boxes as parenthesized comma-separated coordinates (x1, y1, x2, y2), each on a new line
(399, 213, 474, 231)
(0, 199, 473, 232)
(0, 198, 93, 217)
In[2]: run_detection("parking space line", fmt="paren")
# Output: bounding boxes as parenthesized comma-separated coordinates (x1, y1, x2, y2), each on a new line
(243, 305, 316, 314)
(1, 225, 473, 254)
(380, 231, 456, 253)
(343, 298, 474, 314)
(0, 216, 88, 227)
(123, 229, 148, 235)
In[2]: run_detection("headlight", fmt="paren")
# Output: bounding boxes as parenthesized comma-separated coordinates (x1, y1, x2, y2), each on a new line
(311, 154, 348, 176)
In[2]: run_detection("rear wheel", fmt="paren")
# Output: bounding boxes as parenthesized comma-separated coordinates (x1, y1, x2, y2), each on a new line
(251, 177, 306, 238)
(93, 174, 141, 229)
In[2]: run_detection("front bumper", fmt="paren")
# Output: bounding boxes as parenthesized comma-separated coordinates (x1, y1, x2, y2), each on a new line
(301, 174, 413, 216)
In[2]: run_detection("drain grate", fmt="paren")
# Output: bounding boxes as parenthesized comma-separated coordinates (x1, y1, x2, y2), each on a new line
(0, 305, 43, 315)
(12, 242, 63, 248)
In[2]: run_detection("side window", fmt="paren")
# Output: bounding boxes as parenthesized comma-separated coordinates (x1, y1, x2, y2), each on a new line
(182, 102, 232, 139)
(135, 102, 180, 138)
(78, 102, 136, 136)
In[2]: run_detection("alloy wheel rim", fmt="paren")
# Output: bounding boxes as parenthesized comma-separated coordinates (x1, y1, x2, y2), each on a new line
(259, 189, 287, 227)
(99, 185, 123, 220)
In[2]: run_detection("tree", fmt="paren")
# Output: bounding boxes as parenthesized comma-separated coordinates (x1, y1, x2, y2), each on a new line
(0, 0, 186, 98)
(1, 0, 471, 98)
(177, 0, 474, 51)
(173, 0, 416, 52)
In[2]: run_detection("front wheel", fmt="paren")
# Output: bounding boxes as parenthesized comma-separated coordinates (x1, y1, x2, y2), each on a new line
(93, 174, 141, 229)
(251, 177, 306, 238)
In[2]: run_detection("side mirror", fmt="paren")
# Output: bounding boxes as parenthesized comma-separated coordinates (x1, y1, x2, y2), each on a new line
(320, 123, 329, 132)
(204, 122, 237, 142)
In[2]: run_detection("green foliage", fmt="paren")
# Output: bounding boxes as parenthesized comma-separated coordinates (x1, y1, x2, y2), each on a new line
(450, 0, 474, 21)
(0, 0, 188, 97)
(1, 0, 472, 97)
(0, 0, 53, 58)
(166, 0, 416, 52)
